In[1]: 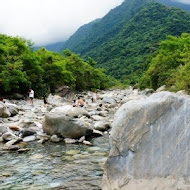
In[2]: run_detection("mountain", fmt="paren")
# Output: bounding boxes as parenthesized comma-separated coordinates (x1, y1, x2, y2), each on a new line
(61, 0, 190, 55)
(35, 41, 65, 52)
(61, 0, 151, 54)
(157, 0, 190, 12)
(60, 0, 190, 83)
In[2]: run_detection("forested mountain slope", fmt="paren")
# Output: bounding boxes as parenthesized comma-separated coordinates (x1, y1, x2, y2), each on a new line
(60, 0, 190, 83)
(61, 0, 151, 54)
(85, 3, 190, 82)
(157, 0, 190, 12)
(61, 0, 190, 56)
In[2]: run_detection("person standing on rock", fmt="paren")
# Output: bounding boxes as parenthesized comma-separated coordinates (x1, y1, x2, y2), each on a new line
(92, 92, 98, 102)
(43, 91, 47, 107)
(29, 88, 34, 105)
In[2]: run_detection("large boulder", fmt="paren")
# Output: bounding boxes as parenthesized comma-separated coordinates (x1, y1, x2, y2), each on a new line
(42, 113, 93, 139)
(103, 92, 190, 190)
(0, 102, 11, 118)
(50, 105, 90, 118)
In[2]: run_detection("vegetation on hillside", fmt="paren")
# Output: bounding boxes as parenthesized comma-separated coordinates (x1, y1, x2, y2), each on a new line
(139, 33, 190, 93)
(60, 1, 190, 85)
(85, 3, 190, 84)
(0, 34, 116, 96)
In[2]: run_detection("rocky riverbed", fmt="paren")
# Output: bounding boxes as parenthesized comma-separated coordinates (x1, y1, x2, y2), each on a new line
(3, 86, 185, 190)
(0, 87, 148, 189)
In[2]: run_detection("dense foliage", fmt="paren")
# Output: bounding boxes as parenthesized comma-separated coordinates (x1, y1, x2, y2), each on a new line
(60, 1, 190, 84)
(139, 33, 190, 93)
(0, 34, 116, 96)
(85, 3, 190, 83)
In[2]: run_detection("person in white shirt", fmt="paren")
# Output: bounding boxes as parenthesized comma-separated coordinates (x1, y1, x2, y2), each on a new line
(29, 89, 34, 105)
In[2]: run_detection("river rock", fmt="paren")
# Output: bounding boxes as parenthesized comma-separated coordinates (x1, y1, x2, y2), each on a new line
(42, 113, 93, 139)
(64, 138, 77, 144)
(5, 138, 22, 146)
(47, 94, 67, 106)
(83, 140, 92, 146)
(103, 97, 116, 104)
(50, 105, 90, 118)
(50, 134, 61, 143)
(23, 135, 36, 142)
(91, 115, 104, 121)
(156, 85, 166, 92)
(0, 125, 7, 135)
(2, 132, 17, 141)
(92, 129, 103, 137)
(102, 91, 190, 190)
(5, 103, 19, 116)
(21, 129, 36, 138)
(93, 121, 111, 131)
(9, 124, 20, 131)
(0, 102, 11, 118)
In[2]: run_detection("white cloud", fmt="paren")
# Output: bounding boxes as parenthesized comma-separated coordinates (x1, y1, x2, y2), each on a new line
(0, 0, 124, 45)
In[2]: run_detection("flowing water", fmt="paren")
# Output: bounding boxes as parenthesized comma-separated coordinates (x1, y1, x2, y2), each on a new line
(0, 135, 109, 190)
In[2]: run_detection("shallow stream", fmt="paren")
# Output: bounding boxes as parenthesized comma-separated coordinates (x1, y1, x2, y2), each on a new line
(0, 135, 109, 190)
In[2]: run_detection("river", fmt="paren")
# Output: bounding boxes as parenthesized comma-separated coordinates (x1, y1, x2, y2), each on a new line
(0, 134, 109, 190)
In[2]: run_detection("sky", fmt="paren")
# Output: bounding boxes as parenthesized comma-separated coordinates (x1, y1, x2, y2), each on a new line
(175, 0, 190, 4)
(0, 0, 124, 46)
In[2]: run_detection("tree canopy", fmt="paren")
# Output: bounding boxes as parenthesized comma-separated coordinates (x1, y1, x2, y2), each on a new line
(139, 33, 190, 93)
(0, 34, 116, 96)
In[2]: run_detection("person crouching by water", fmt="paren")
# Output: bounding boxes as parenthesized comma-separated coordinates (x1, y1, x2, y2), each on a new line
(43, 91, 47, 107)
(28, 88, 34, 105)
(76, 97, 85, 107)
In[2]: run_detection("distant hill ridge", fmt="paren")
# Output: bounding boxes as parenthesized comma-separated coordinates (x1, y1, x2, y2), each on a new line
(43, 0, 190, 83)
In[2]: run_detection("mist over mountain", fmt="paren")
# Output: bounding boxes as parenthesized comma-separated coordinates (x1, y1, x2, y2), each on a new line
(43, 0, 190, 53)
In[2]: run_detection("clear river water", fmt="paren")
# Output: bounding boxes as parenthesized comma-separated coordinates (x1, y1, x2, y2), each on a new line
(0, 135, 109, 190)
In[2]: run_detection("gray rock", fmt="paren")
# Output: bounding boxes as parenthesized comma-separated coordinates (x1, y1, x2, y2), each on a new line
(5, 138, 22, 146)
(156, 85, 166, 92)
(2, 132, 17, 141)
(0, 102, 11, 118)
(92, 129, 103, 137)
(103, 97, 116, 104)
(83, 140, 92, 146)
(0, 124, 7, 135)
(5, 103, 19, 116)
(94, 121, 111, 131)
(47, 94, 67, 106)
(23, 135, 36, 142)
(42, 113, 93, 139)
(64, 138, 77, 144)
(50, 105, 90, 118)
(12, 93, 24, 100)
(139, 88, 154, 96)
(21, 129, 36, 138)
(50, 134, 61, 143)
(91, 115, 104, 121)
(103, 91, 190, 190)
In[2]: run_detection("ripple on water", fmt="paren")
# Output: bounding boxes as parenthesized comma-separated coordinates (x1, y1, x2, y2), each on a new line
(0, 134, 109, 189)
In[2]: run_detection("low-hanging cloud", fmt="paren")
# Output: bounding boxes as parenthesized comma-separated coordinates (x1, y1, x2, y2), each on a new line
(0, 0, 124, 46)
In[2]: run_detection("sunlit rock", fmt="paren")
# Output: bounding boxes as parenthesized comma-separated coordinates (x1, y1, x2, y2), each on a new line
(103, 91, 190, 190)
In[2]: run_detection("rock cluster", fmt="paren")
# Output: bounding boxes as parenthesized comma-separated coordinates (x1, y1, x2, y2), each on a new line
(0, 87, 148, 153)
